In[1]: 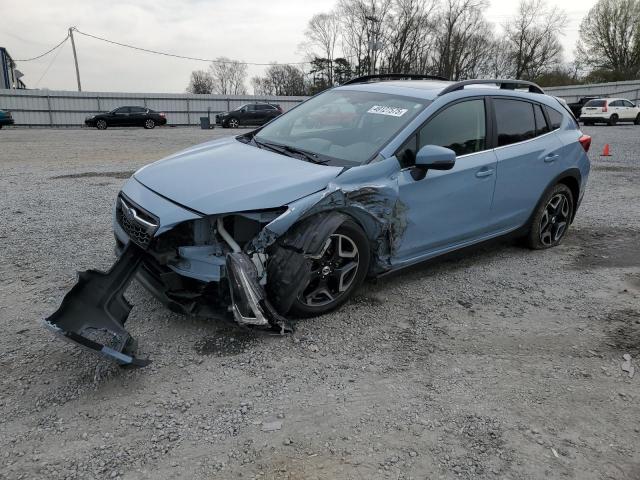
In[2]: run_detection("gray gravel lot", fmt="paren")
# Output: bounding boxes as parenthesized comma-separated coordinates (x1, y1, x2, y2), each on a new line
(1, 125, 639, 480)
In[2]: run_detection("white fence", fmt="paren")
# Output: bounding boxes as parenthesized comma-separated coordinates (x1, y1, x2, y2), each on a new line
(546, 80, 640, 104)
(0, 89, 307, 127)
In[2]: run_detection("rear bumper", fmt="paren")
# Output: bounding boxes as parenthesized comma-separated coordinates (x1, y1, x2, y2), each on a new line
(580, 116, 608, 123)
(0, 117, 14, 126)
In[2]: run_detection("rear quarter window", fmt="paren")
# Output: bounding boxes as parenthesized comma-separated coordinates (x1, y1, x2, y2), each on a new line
(546, 107, 564, 130)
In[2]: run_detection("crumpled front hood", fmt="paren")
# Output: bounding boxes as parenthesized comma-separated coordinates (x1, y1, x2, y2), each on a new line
(134, 137, 343, 215)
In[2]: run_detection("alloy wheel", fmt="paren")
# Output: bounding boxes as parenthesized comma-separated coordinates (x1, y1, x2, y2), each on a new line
(96, 120, 107, 130)
(145, 119, 155, 129)
(299, 233, 360, 307)
(539, 193, 570, 246)
(229, 118, 239, 128)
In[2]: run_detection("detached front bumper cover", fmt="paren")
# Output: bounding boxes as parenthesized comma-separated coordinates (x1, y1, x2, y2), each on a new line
(43, 246, 293, 367)
(43, 244, 150, 367)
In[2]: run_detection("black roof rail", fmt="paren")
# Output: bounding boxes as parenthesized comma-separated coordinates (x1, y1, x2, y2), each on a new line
(438, 79, 545, 96)
(342, 73, 449, 86)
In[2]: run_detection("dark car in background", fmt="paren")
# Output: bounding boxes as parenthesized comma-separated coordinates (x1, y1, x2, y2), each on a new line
(0, 109, 14, 128)
(216, 102, 282, 128)
(85, 106, 167, 130)
(567, 96, 598, 118)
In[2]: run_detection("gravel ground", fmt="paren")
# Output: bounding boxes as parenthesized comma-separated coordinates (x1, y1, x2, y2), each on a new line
(1, 125, 638, 480)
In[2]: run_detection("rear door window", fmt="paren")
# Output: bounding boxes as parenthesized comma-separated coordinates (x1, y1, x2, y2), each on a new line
(534, 104, 549, 136)
(418, 99, 486, 156)
(494, 98, 536, 147)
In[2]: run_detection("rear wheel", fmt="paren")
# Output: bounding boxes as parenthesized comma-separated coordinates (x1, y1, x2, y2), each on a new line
(268, 220, 370, 318)
(526, 184, 574, 250)
(96, 119, 107, 130)
(144, 119, 155, 129)
(608, 114, 618, 126)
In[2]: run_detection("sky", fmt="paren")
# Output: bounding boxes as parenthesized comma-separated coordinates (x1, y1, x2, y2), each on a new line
(0, 0, 599, 93)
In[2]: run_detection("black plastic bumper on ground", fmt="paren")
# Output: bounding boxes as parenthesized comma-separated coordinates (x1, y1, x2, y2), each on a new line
(43, 243, 150, 367)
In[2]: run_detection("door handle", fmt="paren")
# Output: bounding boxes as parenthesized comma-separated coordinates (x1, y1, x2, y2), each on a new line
(544, 154, 560, 163)
(475, 168, 494, 178)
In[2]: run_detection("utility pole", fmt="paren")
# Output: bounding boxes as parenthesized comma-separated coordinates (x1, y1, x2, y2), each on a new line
(68, 27, 82, 91)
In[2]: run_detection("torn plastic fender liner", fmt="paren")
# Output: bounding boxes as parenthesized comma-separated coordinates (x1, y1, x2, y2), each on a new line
(43, 243, 150, 367)
(225, 252, 293, 333)
(265, 212, 350, 314)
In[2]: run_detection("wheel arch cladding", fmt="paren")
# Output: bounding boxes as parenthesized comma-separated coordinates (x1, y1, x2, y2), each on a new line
(556, 172, 581, 222)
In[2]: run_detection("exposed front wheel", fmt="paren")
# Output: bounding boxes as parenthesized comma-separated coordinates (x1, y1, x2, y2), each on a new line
(526, 184, 574, 249)
(96, 119, 107, 130)
(268, 220, 370, 318)
(227, 118, 239, 128)
(635, 114, 640, 125)
(144, 119, 155, 129)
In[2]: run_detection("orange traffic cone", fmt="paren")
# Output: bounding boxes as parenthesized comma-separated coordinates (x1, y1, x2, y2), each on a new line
(601, 144, 611, 157)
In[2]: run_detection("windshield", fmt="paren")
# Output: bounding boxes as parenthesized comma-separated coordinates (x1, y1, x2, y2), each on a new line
(254, 90, 429, 165)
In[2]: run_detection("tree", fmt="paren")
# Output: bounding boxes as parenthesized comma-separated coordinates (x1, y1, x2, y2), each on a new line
(431, 0, 494, 80)
(209, 57, 248, 95)
(253, 64, 307, 96)
(576, 0, 640, 80)
(503, 0, 566, 80)
(186, 70, 214, 94)
(304, 13, 341, 85)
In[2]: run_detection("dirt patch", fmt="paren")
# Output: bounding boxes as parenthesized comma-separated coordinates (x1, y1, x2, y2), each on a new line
(194, 328, 258, 356)
(568, 227, 640, 269)
(603, 309, 640, 355)
(51, 170, 135, 180)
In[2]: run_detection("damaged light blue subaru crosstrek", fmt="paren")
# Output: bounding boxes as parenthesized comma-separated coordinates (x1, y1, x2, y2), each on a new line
(45, 75, 592, 366)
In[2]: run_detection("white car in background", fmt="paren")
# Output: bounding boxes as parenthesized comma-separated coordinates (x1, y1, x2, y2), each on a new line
(580, 98, 640, 126)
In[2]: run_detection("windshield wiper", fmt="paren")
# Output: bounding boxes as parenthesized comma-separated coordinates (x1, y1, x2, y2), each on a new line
(253, 138, 329, 164)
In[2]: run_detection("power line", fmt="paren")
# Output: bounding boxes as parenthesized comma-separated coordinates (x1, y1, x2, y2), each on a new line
(72, 27, 311, 66)
(34, 37, 67, 88)
(14, 34, 69, 62)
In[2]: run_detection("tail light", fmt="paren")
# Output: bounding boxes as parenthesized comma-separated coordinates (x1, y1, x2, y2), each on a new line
(602, 103, 608, 113)
(276, 105, 283, 112)
(578, 134, 591, 152)
(159, 112, 166, 117)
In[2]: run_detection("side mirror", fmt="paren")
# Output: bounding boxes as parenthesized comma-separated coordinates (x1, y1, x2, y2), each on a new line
(412, 145, 456, 180)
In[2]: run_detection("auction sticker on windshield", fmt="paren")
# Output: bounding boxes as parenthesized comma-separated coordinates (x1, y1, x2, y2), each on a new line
(367, 105, 408, 117)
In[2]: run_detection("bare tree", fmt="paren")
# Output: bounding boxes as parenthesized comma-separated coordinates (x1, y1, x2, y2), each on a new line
(186, 70, 214, 94)
(383, 0, 437, 73)
(576, 0, 640, 80)
(337, 0, 393, 75)
(503, 0, 566, 80)
(209, 57, 248, 95)
(252, 64, 307, 96)
(431, 0, 493, 80)
(304, 13, 341, 85)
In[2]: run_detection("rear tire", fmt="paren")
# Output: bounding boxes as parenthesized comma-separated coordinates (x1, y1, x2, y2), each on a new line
(526, 184, 574, 250)
(608, 114, 618, 126)
(144, 119, 155, 129)
(267, 220, 370, 318)
(96, 119, 107, 130)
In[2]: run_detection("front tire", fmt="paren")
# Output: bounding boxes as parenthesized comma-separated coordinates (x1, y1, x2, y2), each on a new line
(144, 119, 155, 129)
(526, 184, 574, 250)
(226, 117, 239, 128)
(268, 220, 370, 318)
(96, 119, 107, 130)
(634, 114, 640, 125)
